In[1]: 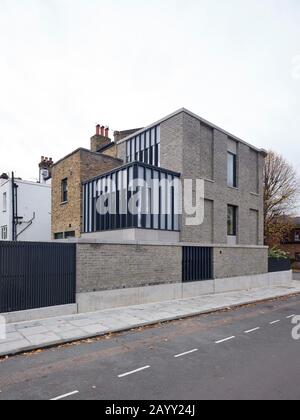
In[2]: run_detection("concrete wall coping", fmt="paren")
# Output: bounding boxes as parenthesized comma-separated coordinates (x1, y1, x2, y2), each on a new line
(69, 238, 268, 249)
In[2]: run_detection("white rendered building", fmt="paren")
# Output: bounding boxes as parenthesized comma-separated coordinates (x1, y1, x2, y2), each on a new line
(0, 174, 51, 242)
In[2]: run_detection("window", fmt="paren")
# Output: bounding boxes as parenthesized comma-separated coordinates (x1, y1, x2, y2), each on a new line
(1, 225, 7, 240)
(227, 205, 237, 236)
(126, 125, 161, 167)
(61, 179, 68, 203)
(295, 253, 300, 262)
(54, 232, 64, 240)
(2, 192, 7, 212)
(295, 230, 300, 242)
(64, 231, 75, 239)
(227, 152, 237, 188)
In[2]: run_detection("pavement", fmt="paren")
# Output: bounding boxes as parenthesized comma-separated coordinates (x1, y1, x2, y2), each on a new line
(0, 293, 299, 400)
(1, 281, 300, 359)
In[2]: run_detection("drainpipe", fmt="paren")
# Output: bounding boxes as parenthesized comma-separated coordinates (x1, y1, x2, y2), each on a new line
(11, 172, 18, 242)
(11, 172, 15, 241)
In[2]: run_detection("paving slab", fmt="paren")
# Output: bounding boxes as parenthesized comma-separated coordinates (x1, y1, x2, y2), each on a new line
(0, 282, 300, 358)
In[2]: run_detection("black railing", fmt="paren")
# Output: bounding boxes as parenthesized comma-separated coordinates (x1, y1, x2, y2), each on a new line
(183, 247, 213, 282)
(268, 257, 291, 273)
(0, 241, 76, 313)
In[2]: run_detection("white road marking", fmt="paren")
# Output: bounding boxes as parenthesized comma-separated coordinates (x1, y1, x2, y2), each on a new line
(174, 349, 198, 358)
(215, 336, 235, 344)
(270, 320, 280, 325)
(51, 391, 79, 401)
(118, 366, 150, 378)
(286, 315, 296, 319)
(244, 327, 260, 334)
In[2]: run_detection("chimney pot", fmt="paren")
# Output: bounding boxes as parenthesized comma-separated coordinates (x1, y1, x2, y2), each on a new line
(96, 124, 100, 136)
(105, 127, 109, 138)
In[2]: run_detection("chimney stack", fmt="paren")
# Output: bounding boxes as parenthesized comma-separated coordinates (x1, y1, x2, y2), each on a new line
(39, 156, 54, 183)
(90, 123, 112, 153)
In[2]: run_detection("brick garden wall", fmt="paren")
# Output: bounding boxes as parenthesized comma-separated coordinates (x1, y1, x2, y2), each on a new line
(76, 242, 268, 293)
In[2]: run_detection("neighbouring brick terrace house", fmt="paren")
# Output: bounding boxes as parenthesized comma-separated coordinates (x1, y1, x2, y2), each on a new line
(280, 217, 300, 264)
(52, 108, 269, 300)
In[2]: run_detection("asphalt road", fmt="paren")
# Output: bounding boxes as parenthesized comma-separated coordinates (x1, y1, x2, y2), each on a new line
(0, 294, 299, 401)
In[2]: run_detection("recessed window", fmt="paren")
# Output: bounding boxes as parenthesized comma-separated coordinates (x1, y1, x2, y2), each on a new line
(1, 225, 7, 240)
(61, 179, 68, 203)
(2, 192, 7, 212)
(227, 152, 237, 188)
(54, 232, 64, 240)
(227, 205, 237, 236)
(64, 231, 75, 239)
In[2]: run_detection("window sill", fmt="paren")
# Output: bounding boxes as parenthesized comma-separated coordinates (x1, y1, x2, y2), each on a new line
(60, 201, 68, 206)
(228, 185, 238, 191)
(250, 192, 260, 197)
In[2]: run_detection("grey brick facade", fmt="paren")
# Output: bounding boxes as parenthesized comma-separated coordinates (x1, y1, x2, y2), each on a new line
(158, 110, 265, 246)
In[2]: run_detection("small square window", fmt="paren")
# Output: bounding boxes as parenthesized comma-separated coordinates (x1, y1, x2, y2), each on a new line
(64, 231, 75, 239)
(54, 232, 64, 240)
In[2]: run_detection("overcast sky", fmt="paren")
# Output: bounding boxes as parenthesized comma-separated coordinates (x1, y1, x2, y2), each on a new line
(0, 0, 299, 183)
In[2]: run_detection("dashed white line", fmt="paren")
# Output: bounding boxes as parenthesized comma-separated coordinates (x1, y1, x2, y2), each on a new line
(215, 336, 235, 344)
(118, 366, 150, 378)
(286, 315, 296, 319)
(51, 391, 79, 401)
(270, 320, 280, 325)
(244, 327, 260, 334)
(174, 349, 198, 358)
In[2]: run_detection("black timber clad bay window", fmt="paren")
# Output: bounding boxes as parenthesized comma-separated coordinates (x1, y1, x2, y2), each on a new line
(227, 205, 237, 236)
(126, 125, 160, 167)
(83, 162, 180, 233)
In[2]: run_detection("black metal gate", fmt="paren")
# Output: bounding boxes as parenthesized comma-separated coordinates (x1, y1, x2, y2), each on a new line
(183, 247, 213, 282)
(0, 241, 76, 313)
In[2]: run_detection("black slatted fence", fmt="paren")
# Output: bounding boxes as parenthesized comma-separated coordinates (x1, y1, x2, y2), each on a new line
(183, 247, 213, 282)
(0, 241, 76, 313)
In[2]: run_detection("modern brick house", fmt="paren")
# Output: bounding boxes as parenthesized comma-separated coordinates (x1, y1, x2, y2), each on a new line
(52, 108, 271, 310)
(79, 109, 266, 246)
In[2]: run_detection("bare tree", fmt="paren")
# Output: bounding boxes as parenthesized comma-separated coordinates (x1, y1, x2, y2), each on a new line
(264, 151, 300, 246)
